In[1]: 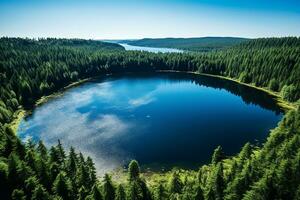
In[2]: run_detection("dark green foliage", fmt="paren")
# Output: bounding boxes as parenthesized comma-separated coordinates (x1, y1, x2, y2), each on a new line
(154, 183, 167, 200)
(138, 178, 153, 200)
(0, 37, 300, 199)
(206, 163, 224, 200)
(281, 84, 299, 102)
(1, 37, 299, 126)
(128, 181, 143, 200)
(86, 185, 103, 200)
(194, 186, 205, 200)
(115, 184, 126, 200)
(66, 147, 77, 177)
(24, 176, 39, 199)
(124, 37, 249, 52)
(31, 185, 50, 200)
(52, 172, 72, 200)
(37, 140, 48, 157)
(86, 156, 97, 187)
(169, 172, 183, 194)
(211, 146, 224, 165)
(78, 186, 89, 200)
(102, 174, 115, 200)
(129, 160, 140, 181)
(268, 79, 279, 91)
(11, 189, 26, 200)
(0, 161, 9, 199)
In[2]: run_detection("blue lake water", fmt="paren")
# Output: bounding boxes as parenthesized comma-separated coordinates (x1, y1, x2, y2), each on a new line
(18, 72, 283, 173)
(119, 43, 184, 53)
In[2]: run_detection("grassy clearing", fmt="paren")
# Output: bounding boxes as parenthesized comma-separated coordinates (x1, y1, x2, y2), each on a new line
(8, 108, 26, 133)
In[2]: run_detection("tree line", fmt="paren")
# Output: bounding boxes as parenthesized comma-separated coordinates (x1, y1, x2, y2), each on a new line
(123, 37, 248, 52)
(1, 37, 299, 124)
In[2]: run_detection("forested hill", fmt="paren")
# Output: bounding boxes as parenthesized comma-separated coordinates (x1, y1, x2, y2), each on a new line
(0, 37, 300, 199)
(0, 37, 125, 51)
(123, 37, 249, 51)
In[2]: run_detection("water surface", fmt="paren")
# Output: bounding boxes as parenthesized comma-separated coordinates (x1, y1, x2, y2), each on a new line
(18, 73, 283, 173)
(119, 43, 184, 53)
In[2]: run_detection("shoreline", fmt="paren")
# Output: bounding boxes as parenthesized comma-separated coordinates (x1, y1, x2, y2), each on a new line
(8, 70, 296, 178)
(9, 70, 294, 134)
(8, 77, 93, 133)
(157, 70, 295, 112)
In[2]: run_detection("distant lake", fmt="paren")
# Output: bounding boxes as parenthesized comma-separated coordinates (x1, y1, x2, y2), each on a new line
(119, 43, 183, 53)
(18, 72, 283, 174)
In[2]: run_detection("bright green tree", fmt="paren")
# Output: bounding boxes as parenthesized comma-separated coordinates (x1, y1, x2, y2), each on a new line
(129, 160, 140, 181)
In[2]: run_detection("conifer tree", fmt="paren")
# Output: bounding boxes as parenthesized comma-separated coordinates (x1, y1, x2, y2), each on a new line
(52, 172, 72, 200)
(169, 172, 183, 194)
(129, 160, 140, 181)
(87, 185, 103, 200)
(128, 181, 143, 200)
(115, 184, 126, 200)
(211, 146, 224, 165)
(77, 164, 90, 188)
(103, 174, 115, 200)
(66, 147, 77, 177)
(37, 140, 48, 157)
(194, 186, 204, 200)
(78, 186, 88, 200)
(86, 156, 97, 187)
(24, 176, 39, 199)
(31, 184, 50, 200)
(155, 183, 167, 200)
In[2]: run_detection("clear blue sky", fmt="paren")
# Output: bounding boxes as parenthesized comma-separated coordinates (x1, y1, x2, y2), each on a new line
(1, 0, 300, 39)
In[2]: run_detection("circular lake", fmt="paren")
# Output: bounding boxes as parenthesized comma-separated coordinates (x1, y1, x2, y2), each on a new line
(18, 72, 283, 173)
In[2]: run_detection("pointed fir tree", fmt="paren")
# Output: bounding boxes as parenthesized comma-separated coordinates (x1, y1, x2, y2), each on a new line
(31, 184, 50, 200)
(86, 156, 97, 187)
(13, 138, 26, 160)
(86, 185, 103, 200)
(211, 162, 224, 200)
(52, 172, 72, 200)
(37, 140, 48, 158)
(154, 183, 167, 200)
(129, 160, 140, 181)
(24, 176, 39, 199)
(8, 153, 20, 190)
(25, 149, 36, 171)
(115, 184, 126, 200)
(77, 164, 90, 188)
(128, 181, 143, 200)
(211, 146, 224, 165)
(194, 186, 204, 200)
(78, 186, 88, 200)
(138, 178, 152, 200)
(103, 173, 115, 200)
(169, 172, 183, 194)
(66, 147, 77, 177)
(36, 157, 51, 190)
(56, 139, 66, 167)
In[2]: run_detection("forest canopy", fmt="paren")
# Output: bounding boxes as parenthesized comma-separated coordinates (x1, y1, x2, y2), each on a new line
(0, 37, 300, 200)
